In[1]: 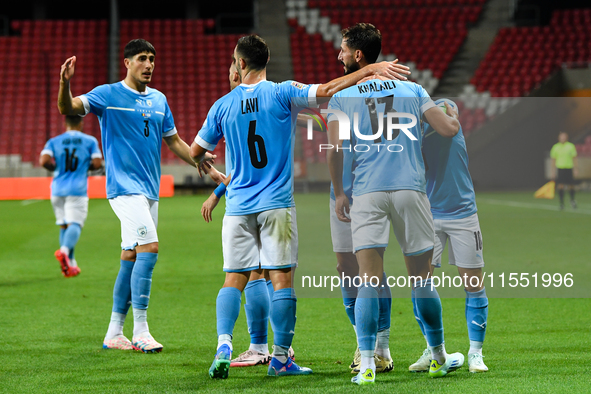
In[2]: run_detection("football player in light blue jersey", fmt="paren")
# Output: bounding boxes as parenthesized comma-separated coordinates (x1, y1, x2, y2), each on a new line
(327, 23, 397, 376)
(327, 71, 463, 383)
(190, 34, 405, 379)
(40, 115, 103, 278)
(408, 98, 489, 373)
(57, 39, 224, 354)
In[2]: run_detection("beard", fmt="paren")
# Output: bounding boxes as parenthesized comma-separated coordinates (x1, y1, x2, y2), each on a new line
(343, 61, 360, 76)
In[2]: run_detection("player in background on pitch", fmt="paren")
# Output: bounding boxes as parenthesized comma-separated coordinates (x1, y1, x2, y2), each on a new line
(327, 63, 463, 384)
(408, 98, 489, 373)
(57, 39, 224, 354)
(191, 34, 407, 379)
(40, 115, 103, 277)
(550, 131, 578, 210)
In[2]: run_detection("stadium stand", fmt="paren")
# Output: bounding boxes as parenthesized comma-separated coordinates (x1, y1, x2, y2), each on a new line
(0, 20, 107, 164)
(458, 8, 591, 134)
(0, 19, 243, 166)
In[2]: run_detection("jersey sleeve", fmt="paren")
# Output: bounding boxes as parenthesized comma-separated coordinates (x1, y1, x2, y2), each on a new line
(550, 144, 558, 159)
(326, 93, 342, 124)
(277, 81, 320, 110)
(571, 143, 578, 158)
(194, 103, 223, 151)
(162, 99, 177, 138)
(78, 84, 111, 117)
(416, 84, 436, 115)
(40, 139, 54, 157)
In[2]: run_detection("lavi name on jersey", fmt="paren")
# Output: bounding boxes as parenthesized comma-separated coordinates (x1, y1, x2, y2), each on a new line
(357, 80, 396, 94)
(241, 97, 259, 114)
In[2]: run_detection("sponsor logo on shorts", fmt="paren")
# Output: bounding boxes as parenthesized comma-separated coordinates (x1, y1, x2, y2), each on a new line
(137, 226, 148, 238)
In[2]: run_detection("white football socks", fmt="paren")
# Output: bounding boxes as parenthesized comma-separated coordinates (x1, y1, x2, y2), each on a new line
(249, 343, 268, 354)
(217, 334, 233, 351)
(105, 312, 126, 340)
(469, 340, 483, 356)
(375, 329, 391, 359)
(359, 350, 375, 372)
(132, 308, 149, 337)
(429, 343, 448, 365)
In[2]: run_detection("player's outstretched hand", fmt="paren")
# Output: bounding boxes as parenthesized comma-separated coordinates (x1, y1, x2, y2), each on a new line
(208, 168, 226, 185)
(444, 102, 459, 120)
(335, 194, 351, 223)
(60, 56, 77, 83)
(197, 153, 217, 177)
(201, 193, 220, 223)
(369, 59, 410, 81)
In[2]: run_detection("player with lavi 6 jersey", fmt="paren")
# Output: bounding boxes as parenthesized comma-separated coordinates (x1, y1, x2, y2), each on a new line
(190, 34, 409, 380)
(326, 74, 462, 384)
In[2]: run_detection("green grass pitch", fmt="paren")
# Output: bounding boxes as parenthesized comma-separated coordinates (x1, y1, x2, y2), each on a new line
(0, 192, 589, 393)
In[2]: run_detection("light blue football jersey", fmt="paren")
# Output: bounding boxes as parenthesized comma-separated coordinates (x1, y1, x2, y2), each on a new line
(422, 123, 477, 220)
(41, 131, 102, 197)
(79, 81, 177, 201)
(196, 80, 318, 215)
(327, 79, 435, 197)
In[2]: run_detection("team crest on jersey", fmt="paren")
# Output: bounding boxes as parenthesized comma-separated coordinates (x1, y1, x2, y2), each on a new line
(291, 81, 307, 89)
(146, 100, 152, 107)
(137, 226, 148, 238)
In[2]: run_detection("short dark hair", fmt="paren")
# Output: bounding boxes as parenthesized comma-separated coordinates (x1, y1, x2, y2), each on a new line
(341, 23, 382, 64)
(124, 39, 156, 59)
(236, 35, 269, 71)
(65, 115, 83, 128)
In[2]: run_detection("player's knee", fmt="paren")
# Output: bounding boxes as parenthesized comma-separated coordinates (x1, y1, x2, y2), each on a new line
(121, 249, 136, 262)
(137, 242, 159, 254)
(336, 252, 358, 277)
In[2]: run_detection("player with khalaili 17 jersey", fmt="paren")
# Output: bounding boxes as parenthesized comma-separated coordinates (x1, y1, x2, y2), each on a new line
(327, 74, 465, 384)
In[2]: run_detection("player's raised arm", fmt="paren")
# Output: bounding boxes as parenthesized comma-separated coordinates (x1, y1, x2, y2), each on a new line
(423, 102, 460, 138)
(57, 56, 85, 116)
(316, 60, 410, 97)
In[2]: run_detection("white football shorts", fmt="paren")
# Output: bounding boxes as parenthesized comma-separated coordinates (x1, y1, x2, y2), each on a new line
(109, 194, 159, 250)
(432, 213, 484, 269)
(51, 195, 89, 227)
(351, 190, 434, 256)
(329, 198, 353, 253)
(222, 207, 298, 272)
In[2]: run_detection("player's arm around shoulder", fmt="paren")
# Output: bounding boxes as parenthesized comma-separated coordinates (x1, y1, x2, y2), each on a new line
(316, 60, 411, 97)
(423, 102, 460, 138)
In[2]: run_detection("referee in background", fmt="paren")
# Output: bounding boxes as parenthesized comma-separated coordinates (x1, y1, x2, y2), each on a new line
(550, 132, 578, 210)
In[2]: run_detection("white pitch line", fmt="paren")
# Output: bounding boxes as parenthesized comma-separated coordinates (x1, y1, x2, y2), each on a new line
(20, 199, 44, 206)
(477, 198, 591, 215)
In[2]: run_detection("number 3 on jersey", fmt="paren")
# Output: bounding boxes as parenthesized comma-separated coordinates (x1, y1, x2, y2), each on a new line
(247, 120, 268, 169)
(143, 119, 150, 137)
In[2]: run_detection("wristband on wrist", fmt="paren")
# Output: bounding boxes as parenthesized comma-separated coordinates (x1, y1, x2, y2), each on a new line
(214, 183, 226, 198)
